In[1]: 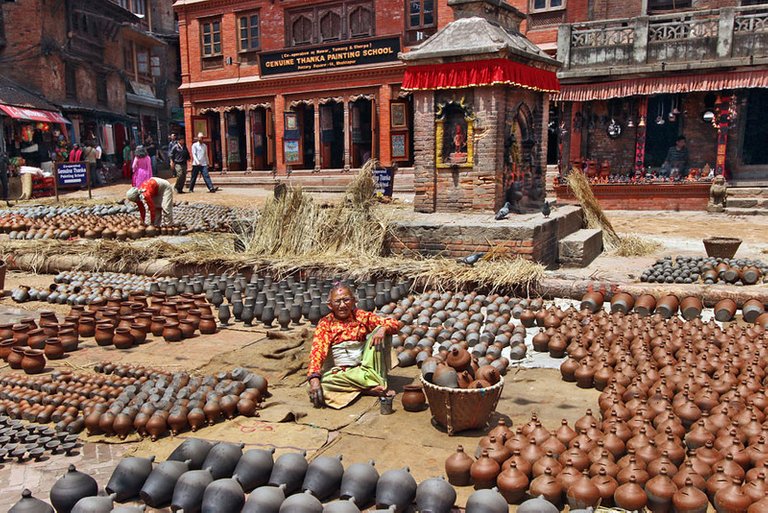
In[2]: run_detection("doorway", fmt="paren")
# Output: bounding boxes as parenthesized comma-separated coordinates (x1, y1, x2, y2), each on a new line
(250, 108, 272, 171)
(644, 95, 682, 168)
(320, 102, 345, 169)
(742, 89, 768, 167)
(296, 104, 315, 170)
(226, 110, 247, 171)
(351, 98, 372, 168)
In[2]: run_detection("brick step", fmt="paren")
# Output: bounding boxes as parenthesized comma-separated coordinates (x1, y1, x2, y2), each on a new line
(185, 170, 415, 192)
(726, 187, 768, 197)
(724, 207, 768, 216)
(725, 197, 768, 208)
(558, 228, 603, 268)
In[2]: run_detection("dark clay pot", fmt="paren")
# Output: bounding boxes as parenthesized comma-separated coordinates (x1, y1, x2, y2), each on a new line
(375, 467, 417, 511)
(465, 489, 509, 513)
(242, 485, 285, 513)
(322, 499, 362, 513)
(517, 495, 560, 513)
(339, 460, 379, 507)
(139, 459, 191, 508)
(50, 465, 99, 513)
(232, 448, 275, 493)
(269, 451, 309, 495)
(302, 455, 344, 501)
(202, 442, 245, 480)
(170, 469, 214, 513)
(9, 489, 54, 513)
(70, 495, 114, 513)
(105, 456, 155, 502)
(278, 490, 323, 513)
(200, 478, 245, 513)
(8, 346, 24, 369)
(415, 477, 457, 513)
(168, 438, 214, 470)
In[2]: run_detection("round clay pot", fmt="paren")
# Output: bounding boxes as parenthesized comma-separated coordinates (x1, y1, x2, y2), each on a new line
(163, 322, 183, 342)
(58, 329, 79, 352)
(27, 328, 47, 350)
(401, 384, 427, 412)
(635, 293, 657, 316)
(113, 328, 134, 349)
(94, 323, 114, 347)
(8, 346, 25, 369)
(21, 348, 46, 374)
(150, 316, 166, 337)
(179, 319, 196, 339)
(44, 337, 66, 360)
(129, 324, 147, 345)
(77, 317, 96, 338)
(199, 315, 217, 334)
(445, 445, 474, 486)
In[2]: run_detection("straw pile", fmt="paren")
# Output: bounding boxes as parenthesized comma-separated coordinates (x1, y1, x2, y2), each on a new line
(614, 234, 663, 257)
(565, 170, 621, 249)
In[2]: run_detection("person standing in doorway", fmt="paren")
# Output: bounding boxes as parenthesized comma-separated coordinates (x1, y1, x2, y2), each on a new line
(170, 138, 190, 194)
(190, 132, 219, 193)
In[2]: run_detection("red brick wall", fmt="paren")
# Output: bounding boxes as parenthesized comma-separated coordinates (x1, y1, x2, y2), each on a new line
(556, 183, 710, 210)
(681, 92, 719, 170)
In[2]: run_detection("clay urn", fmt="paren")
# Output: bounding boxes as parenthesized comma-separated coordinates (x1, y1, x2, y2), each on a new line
(339, 460, 379, 506)
(140, 459, 191, 508)
(445, 445, 474, 486)
(465, 488, 509, 513)
(170, 469, 214, 513)
(105, 456, 156, 502)
(470, 450, 501, 489)
(414, 477, 457, 513)
(9, 489, 54, 513)
(566, 470, 601, 510)
(168, 438, 214, 470)
(200, 478, 245, 513)
(50, 465, 99, 513)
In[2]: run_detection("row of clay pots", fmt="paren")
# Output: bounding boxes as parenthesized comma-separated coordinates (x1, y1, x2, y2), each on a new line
(641, 255, 767, 285)
(0, 415, 80, 463)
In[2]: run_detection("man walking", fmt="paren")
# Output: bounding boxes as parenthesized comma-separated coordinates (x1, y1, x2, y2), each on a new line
(190, 132, 219, 193)
(170, 138, 190, 193)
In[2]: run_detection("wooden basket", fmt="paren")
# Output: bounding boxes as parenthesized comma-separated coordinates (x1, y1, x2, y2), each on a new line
(703, 237, 742, 259)
(420, 375, 504, 435)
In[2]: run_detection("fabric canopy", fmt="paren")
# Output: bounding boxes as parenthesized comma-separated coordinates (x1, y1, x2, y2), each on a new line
(0, 104, 68, 124)
(402, 58, 560, 93)
(554, 70, 768, 102)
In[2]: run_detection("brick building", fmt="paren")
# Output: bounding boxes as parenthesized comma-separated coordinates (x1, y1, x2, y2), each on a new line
(174, 0, 458, 175)
(0, 0, 180, 166)
(532, 0, 768, 190)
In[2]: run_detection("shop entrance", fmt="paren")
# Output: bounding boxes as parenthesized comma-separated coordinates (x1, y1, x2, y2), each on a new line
(250, 108, 272, 171)
(742, 89, 768, 167)
(226, 110, 247, 171)
(320, 102, 345, 169)
(351, 98, 373, 168)
(296, 104, 315, 170)
(644, 94, 682, 168)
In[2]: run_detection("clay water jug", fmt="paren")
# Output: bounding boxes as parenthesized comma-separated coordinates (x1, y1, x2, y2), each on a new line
(415, 477, 456, 513)
(200, 478, 245, 513)
(645, 468, 677, 513)
(322, 499, 362, 513)
(170, 469, 213, 513)
(242, 484, 285, 513)
(517, 495, 559, 513)
(470, 450, 500, 489)
(106, 456, 156, 502)
(339, 460, 379, 507)
(139, 459, 191, 508)
(279, 490, 323, 513)
(302, 455, 344, 501)
(375, 467, 417, 511)
(70, 494, 114, 513)
(50, 465, 99, 513)
(232, 447, 275, 493)
(672, 478, 709, 513)
(202, 442, 244, 480)
(465, 488, 508, 513)
(496, 462, 529, 504)
(168, 438, 213, 470)
(269, 451, 308, 495)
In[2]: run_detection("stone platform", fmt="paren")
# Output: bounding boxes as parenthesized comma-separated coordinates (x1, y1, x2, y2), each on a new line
(555, 182, 711, 210)
(387, 205, 598, 268)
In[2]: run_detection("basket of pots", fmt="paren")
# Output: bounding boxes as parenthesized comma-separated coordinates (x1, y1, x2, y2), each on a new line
(420, 347, 504, 435)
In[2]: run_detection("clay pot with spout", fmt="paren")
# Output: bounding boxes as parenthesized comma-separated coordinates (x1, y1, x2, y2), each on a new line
(415, 477, 457, 513)
(171, 469, 214, 513)
(445, 445, 474, 486)
(105, 456, 156, 502)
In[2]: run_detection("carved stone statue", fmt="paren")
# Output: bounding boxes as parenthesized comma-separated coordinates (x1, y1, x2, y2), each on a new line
(707, 175, 727, 213)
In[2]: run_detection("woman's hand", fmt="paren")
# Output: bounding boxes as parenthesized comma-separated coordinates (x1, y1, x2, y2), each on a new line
(309, 377, 325, 408)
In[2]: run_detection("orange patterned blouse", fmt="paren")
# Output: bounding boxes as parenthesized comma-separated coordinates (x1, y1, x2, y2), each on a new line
(307, 309, 400, 377)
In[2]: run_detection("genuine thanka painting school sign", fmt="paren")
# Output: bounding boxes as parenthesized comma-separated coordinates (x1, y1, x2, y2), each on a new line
(260, 37, 401, 76)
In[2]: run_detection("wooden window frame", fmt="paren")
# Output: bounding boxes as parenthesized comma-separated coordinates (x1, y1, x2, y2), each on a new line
(405, 0, 436, 45)
(647, 0, 692, 11)
(319, 8, 342, 43)
(529, 0, 566, 13)
(348, 2, 374, 39)
(136, 46, 150, 77)
(285, 1, 374, 47)
(237, 11, 261, 52)
(200, 17, 223, 58)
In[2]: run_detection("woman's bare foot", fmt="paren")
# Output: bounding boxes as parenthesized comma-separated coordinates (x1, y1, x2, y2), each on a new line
(364, 386, 396, 397)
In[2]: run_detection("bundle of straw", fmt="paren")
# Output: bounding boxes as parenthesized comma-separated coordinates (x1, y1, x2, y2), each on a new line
(565, 170, 621, 249)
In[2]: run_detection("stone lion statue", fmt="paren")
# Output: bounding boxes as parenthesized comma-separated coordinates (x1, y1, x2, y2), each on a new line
(708, 175, 727, 212)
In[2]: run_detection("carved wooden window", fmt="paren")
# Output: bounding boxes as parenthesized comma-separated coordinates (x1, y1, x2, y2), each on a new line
(292, 15, 314, 45)
(531, 0, 565, 12)
(201, 18, 222, 57)
(647, 0, 692, 10)
(405, 0, 436, 44)
(136, 47, 150, 76)
(319, 10, 342, 41)
(349, 5, 373, 38)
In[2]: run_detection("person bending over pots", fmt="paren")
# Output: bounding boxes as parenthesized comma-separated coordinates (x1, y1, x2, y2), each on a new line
(307, 284, 401, 409)
(126, 177, 174, 227)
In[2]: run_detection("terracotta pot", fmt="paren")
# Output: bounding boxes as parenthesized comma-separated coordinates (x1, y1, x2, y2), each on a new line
(0, 338, 14, 360)
(742, 298, 765, 324)
(94, 323, 114, 346)
(580, 292, 604, 313)
(129, 324, 147, 345)
(680, 296, 703, 321)
(150, 316, 167, 337)
(610, 292, 635, 314)
(12, 324, 29, 346)
(714, 298, 738, 322)
(179, 319, 196, 339)
(635, 293, 657, 316)
(7, 346, 24, 369)
(21, 348, 46, 374)
(45, 337, 66, 360)
(0, 323, 13, 340)
(656, 295, 680, 319)
(199, 315, 217, 335)
(163, 322, 183, 342)
(113, 328, 134, 349)
(402, 384, 427, 412)
(566, 471, 601, 510)
(58, 329, 79, 352)
(470, 450, 501, 489)
(446, 445, 474, 486)
(26, 328, 47, 350)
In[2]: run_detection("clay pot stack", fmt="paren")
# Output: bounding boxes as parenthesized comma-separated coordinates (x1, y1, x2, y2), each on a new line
(641, 255, 768, 285)
(445, 292, 768, 511)
(173, 202, 255, 234)
(0, 363, 267, 440)
(0, 414, 81, 463)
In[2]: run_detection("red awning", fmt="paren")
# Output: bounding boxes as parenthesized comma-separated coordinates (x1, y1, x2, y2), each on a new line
(554, 70, 768, 102)
(0, 104, 69, 124)
(402, 58, 560, 93)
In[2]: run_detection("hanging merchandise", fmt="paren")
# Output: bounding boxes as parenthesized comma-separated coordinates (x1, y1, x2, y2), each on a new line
(607, 119, 622, 139)
(21, 124, 34, 142)
(656, 100, 665, 125)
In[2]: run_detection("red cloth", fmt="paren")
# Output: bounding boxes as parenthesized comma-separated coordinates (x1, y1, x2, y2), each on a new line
(136, 178, 160, 225)
(68, 148, 83, 162)
(402, 58, 560, 93)
(307, 309, 399, 377)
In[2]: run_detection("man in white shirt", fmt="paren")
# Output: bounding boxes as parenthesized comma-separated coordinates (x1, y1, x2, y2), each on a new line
(190, 132, 219, 193)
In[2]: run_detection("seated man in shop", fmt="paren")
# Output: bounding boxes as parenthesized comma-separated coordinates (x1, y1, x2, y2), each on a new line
(125, 177, 174, 227)
(659, 136, 690, 180)
(307, 284, 401, 409)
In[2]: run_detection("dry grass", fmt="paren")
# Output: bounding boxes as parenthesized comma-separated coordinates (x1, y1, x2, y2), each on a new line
(566, 170, 621, 249)
(613, 234, 663, 257)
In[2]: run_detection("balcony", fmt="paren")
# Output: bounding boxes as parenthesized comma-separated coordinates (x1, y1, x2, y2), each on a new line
(557, 5, 768, 79)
